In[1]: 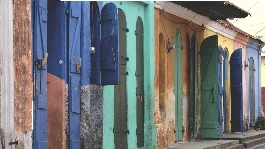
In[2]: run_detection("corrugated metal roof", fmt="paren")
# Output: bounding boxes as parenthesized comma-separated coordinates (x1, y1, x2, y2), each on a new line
(171, 1, 250, 20)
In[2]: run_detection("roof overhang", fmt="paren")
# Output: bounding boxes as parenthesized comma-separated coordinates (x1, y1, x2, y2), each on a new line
(171, 1, 250, 20)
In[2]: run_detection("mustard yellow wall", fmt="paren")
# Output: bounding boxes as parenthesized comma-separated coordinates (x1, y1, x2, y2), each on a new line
(262, 56, 265, 87)
(203, 29, 234, 133)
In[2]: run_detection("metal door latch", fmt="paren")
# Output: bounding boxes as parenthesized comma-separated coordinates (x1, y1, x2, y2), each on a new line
(36, 53, 48, 70)
(122, 130, 129, 134)
(9, 140, 18, 145)
(76, 58, 81, 72)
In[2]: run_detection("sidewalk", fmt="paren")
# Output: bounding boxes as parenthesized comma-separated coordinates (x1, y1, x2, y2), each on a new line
(167, 130, 265, 149)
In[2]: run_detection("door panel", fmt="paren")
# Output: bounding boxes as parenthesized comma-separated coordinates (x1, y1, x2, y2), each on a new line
(68, 2, 81, 148)
(218, 47, 224, 138)
(174, 29, 183, 141)
(33, 0, 48, 148)
(249, 57, 255, 125)
(100, 3, 119, 85)
(191, 31, 198, 137)
(136, 16, 144, 148)
(200, 35, 218, 138)
(230, 48, 243, 132)
(90, 2, 101, 84)
(114, 9, 127, 149)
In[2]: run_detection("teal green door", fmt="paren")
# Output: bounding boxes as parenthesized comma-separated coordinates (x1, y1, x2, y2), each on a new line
(174, 29, 183, 141)
(200, 35, 219, 138)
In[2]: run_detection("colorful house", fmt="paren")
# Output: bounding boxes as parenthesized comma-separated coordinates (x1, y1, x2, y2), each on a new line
(1, 1, 264, 149)
(102, 1, 156, 149)
(154, 1, 264, 148)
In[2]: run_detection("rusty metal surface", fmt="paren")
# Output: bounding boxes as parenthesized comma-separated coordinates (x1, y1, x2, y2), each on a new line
(172, 1, 250, 20)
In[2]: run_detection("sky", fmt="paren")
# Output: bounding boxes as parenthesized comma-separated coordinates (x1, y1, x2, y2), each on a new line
(229, 0, 265, 53)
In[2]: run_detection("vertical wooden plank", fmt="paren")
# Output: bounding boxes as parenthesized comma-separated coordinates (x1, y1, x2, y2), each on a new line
(200, 35, 219, 138)
(249, 57, 255, 125)
(68, 2, 81, 148)
(191, 31, 198, 137)
(90, 2, 101, 85)
(230, 48, 243, 132)
(33, 0, 48, 148)
(174, 28, 183, 141)
(100, 3, 119, 85)
(136, 16, 144, 148)
(114, 8, 127, 149)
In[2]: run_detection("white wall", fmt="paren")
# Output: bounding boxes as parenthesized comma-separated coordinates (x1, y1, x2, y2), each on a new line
(0, 0, 15, 148)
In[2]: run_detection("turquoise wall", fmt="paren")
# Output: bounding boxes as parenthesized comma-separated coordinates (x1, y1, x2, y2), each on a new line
(102, 1, 156, 149)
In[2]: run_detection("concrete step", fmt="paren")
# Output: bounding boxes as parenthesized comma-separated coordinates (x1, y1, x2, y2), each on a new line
(166, 140, 239, 149)
(243, 136, 265, 148)
(248, 143, 265, 149)
(225, 144, 244, 149)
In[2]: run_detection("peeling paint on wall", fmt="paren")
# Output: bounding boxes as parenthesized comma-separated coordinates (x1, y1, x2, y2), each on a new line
(13, 0, 32, 148)
(155, 8, 203, 146)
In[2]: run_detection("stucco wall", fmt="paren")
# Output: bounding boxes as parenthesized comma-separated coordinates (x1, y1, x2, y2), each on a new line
(154, 8, 203, 147)
(0, 0, 15, 148)
(13, 0, 33, 148)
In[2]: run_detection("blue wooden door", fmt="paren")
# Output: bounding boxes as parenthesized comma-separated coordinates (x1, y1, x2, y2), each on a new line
(223, 48, 229, 132)
(218, 47, 224, 138)
(230, 48, 243, 132)
(33, 0, 48, 148)
(68, 2, 82, 148)
(90, 2, 101, 85)
(100, 3, 119, 85)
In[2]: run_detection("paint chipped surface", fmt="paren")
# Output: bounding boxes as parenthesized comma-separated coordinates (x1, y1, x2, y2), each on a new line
(13, 0, 33, 147)
(47, 73, 66, 149)
(155, 8, 203, 146)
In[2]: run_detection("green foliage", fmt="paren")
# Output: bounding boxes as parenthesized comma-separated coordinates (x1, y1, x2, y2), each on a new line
(255, 115, 265, 130)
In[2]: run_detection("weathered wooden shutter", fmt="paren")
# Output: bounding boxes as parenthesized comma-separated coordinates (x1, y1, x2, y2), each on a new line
(223, 49, 228, 132)
(90, 2, 101, 84)
(249, 57, 255, 125)
(33, 0, 48, 148)
(100, 3, 119, 85)
(174, 29, 183, 141)
(230, 48, 243, 132)
(114, 8, 128, 149)
(191, 31, 198, 137)
(68, 2, 81, 148)
(200, 35, 218, 138)
(136, 16, 144, 148)
(218, 46, 224, 138)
